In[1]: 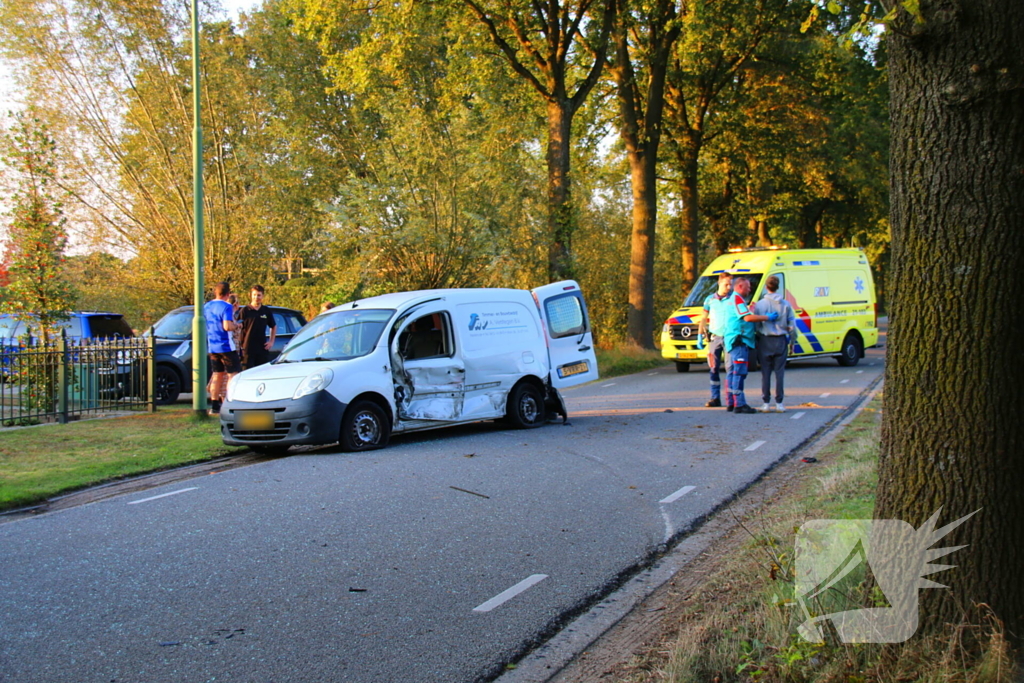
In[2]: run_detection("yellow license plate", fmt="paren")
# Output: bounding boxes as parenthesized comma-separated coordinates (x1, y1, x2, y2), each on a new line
(677, 352, 698, 360)
(559, 361, 589, 378)
(237, 410, 274, 431)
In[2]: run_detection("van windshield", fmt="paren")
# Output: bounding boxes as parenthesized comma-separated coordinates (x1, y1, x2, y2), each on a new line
(278, 309, 394, 362)
(683, 274, 764, 307)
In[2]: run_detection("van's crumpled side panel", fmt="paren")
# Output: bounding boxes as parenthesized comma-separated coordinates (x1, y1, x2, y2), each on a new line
(461, 386, 508, 418)
(393, 359, 466, 421)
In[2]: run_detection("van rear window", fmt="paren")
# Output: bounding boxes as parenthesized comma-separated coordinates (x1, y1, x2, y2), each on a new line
(545, 293, 586, 338)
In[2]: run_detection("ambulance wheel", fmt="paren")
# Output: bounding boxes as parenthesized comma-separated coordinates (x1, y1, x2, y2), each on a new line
(507, 381, 546, 429)
(340, 400, 391, 451)
(675, 362, 690, 373)
(837, 333, 863, 367)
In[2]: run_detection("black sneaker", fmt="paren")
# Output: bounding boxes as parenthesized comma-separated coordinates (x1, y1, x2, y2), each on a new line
(734, 404, 757, 414)
(726, 404, 734, 412)
(705, 398, 722, 407)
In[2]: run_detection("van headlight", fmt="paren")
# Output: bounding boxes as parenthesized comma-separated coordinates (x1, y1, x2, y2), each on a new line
(225, 374, 240, 402)
(662, 323, 669, 334)
(293, 368, 334, 399)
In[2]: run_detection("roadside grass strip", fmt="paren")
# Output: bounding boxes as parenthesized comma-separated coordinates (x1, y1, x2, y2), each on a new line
(0, 406, 243, 512)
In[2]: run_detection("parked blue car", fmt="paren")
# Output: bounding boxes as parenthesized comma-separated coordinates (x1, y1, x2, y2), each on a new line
(0, 311, 136, 385)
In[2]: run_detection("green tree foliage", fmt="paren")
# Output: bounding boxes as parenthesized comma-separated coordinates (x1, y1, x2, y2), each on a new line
(456, 0, 616, 280)
(606, 0, 681, 348)
(286, 0, 548, 292)
(0, 0, 355, 314)
(0, 113, 76, 338)
(663, 0, 796, 293)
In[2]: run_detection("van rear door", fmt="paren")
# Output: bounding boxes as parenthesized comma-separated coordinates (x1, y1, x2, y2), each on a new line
(532, 281, 599, 389)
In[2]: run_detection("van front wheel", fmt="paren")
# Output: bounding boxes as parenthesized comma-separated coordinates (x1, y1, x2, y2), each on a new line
(837, 333, 863, 367)
(340, 400, 391, 451)
(507, 382, 546, 429)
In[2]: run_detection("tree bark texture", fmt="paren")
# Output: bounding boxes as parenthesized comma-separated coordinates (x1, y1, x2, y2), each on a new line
(613, 3, 679, 349)
(877, 0, 1024, 644)
(677, 140, 702, 297)
(547, 99, 576, 281)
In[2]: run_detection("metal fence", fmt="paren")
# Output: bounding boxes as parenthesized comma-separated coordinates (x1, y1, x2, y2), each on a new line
(1, 333, 155, 427)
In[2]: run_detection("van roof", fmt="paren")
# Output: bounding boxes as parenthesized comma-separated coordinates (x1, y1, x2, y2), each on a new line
(337, 287, 534, 312)
(706, 248, 868, 275)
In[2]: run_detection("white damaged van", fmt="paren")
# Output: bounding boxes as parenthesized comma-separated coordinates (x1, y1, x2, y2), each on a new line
(220, 281, 599, 452)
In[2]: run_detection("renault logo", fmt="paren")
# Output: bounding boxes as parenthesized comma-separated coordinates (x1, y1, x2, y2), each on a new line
(256, 383, 265, 396)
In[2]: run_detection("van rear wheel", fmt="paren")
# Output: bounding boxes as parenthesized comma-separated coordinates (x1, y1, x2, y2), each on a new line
(837, 333, 863, 367)
(507, 382, 546, 429)
(340, 400, 391, 451)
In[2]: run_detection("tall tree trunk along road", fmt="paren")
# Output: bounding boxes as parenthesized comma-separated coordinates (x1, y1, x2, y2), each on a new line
(876, 0, 1024, 646)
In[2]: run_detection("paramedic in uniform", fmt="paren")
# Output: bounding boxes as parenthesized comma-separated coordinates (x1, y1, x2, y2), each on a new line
(720, 276, 778, 414)
(753, 275, 796, 412)
(697, 272, 733, 408)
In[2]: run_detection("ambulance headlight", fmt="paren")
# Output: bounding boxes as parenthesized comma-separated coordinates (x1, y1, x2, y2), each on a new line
(662, 323, 669, 334)
(294, 368, 334, 399)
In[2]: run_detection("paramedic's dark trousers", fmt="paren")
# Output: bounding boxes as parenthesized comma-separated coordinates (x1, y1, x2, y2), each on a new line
(758, 334, 788, 403)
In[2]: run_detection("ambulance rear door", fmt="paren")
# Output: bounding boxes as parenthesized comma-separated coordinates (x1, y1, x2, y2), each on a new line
(531, 281, 600, 389)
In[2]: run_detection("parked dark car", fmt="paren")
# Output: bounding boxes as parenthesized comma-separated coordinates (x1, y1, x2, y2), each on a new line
(1, 311, 136, 384)
(145, 305, 307, 404)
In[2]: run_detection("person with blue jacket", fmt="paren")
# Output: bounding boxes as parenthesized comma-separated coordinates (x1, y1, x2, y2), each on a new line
(719, 276, 778, 414)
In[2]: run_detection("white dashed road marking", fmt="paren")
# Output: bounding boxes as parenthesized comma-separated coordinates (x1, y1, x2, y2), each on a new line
(659, 485, 696, 504)
(745, 440, 766, 452)
(128, 488, 198, 505)
(473, 575, 548, 613)
(820, 392, 831, 398)
(840, 379, 850, 384)
(602, 383, 617, 388)
(792, 412, 806, 420)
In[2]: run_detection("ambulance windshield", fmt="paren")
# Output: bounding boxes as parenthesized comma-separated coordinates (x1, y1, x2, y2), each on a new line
(683, 273, 763, 307)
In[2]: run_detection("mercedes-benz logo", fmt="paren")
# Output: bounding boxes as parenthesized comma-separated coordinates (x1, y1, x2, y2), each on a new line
(256, 383, 265, 396)
(680, 326, 692, 338)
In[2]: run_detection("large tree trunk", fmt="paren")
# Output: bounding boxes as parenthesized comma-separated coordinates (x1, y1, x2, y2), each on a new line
(546, 99, 575, 282)
(677, 138, 701, 296)
(797, 201, 825, 248)
(876, 0, 1024, 645)
(625, 149, 658, 347)
(614, 6, 679, 349)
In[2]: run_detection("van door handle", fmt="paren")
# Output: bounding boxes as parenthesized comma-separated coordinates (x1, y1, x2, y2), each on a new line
(578, 345, 591, 352)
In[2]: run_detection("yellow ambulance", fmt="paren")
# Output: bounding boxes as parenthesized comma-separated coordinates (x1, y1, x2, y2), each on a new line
(660, 248, 879, 372)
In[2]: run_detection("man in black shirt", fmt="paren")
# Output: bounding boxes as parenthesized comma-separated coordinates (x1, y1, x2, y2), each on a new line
(236, 285, 278, 371)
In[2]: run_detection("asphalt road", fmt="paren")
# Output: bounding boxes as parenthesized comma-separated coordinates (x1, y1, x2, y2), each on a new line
(0, 345, 885, 683)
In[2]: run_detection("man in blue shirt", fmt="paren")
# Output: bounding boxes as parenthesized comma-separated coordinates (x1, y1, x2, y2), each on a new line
(719, 276, 778, 414)
(204, 282, 240, 415)
(698, 273, 733, 407)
